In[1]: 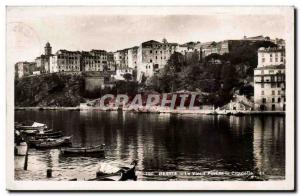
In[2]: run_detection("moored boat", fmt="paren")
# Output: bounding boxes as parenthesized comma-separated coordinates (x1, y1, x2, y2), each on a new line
(61, 144, 105, 157)
(34, 130, 63, 139)
(90, 160, 138, 181)
(15, 121, 47, 131)
(35, 136, 72, 149)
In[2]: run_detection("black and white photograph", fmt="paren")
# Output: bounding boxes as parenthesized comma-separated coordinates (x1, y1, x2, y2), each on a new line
(6, 6, 295, 191)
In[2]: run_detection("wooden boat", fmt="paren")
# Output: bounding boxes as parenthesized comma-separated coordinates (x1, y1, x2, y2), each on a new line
(15, 121, 47, 131)
(35, 136, 72, 149)
(34, 130, 63, 139)
(61, 144, 105, 157)
(27, 137, 59, 147)
(90, 160, 138, 181)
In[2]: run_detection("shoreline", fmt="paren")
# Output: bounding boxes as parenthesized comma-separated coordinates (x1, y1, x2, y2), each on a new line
(15, 106, 286, 115)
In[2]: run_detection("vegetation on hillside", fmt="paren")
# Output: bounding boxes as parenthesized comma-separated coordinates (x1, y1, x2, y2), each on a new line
(146, 41, 276, 106)
(15, 73, 85, 107)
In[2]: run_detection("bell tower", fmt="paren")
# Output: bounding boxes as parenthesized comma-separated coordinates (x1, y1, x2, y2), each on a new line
(44, 42, 52, 56)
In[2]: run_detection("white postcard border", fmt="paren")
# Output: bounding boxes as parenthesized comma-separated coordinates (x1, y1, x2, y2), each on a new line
(6, 6, 295, 191)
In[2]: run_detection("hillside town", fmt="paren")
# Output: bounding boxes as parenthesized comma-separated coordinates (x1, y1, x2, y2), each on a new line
(14, 35, 286, 112)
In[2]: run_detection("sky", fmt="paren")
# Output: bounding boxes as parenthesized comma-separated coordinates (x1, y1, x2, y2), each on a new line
(7, 7, 287, 66)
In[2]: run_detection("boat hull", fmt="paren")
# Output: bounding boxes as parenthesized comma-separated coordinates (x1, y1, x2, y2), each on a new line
(61, 145, 105, 157)
(35, 137, 72, 149)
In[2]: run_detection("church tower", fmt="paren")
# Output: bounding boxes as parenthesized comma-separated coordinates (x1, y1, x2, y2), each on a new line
(44, 42, 52, 56)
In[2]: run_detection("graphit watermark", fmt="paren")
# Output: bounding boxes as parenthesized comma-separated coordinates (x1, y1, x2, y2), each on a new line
(98, 94, 201, 110)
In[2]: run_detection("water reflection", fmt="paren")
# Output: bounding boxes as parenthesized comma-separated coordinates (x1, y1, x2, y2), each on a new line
(15, 110, 285, 181)
(253, 116, 285, 179)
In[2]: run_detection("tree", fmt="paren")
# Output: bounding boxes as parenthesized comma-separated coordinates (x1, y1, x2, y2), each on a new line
(123, 73, 132, 81)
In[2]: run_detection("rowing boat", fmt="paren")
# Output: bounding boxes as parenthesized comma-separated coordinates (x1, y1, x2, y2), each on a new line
(35, 136, 72, 149)
(61, 144, 105, 157)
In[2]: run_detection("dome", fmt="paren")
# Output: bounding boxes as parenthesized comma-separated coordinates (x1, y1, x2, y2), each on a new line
(45, 42, 51, 47)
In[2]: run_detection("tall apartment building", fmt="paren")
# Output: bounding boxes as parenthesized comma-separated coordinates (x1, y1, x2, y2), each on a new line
(136, 40, 177, 81)
(49, 50, 81, 73)
(107, 52, 116, 71)
(254, 47, 286, 111)
(81, 50, 107, 72)
(113, 49, 127, 68)
(127, 46, 138, 69)
(49, 49, 114, 73)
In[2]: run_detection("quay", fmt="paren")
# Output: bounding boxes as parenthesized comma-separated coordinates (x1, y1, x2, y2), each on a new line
(15, 106, 285, 115)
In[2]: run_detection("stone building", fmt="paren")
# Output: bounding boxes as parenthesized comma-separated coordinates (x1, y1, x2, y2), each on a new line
(257, 47, 285, 67)
(49, 50, 81, 73)
(107, 52, 116, 71)
(136, 40, 177, 81)
(35, 42, 53, 73)
(15, 61, 37, 78)
(113, 68, 134, 81)
(127, 46, 138, 69)
(199, 36, 275, 60)
(113, 49, 127, 68)
(83, 71, 115, 94)
(49, 49, 113, 73)
(113, 46, 138, 71)
(254, 47, 286, 111)
(81, 50, 107, 72)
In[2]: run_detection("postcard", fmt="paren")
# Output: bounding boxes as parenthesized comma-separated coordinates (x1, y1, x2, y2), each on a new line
(6, 6, 295, 191)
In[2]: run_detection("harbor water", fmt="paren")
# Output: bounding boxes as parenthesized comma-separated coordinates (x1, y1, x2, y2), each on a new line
(14, 110, 285, 181)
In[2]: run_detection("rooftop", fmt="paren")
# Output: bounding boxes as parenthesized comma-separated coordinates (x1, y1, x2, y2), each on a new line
(255, 64, 285, 70)
(258, 46, 285, 52)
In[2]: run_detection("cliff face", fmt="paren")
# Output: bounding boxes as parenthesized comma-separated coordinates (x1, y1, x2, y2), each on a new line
(15, 73, 85, 107)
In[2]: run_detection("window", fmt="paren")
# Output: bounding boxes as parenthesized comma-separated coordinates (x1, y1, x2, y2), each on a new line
(150, 59, 152, 63)
(278, 98, 281, 103)
(278, 90, 281, 95)
(272, 98, 275, 103)
(271, 76, 275, 82)
(272, 104, 276, 111)
(272, 90, 275, 95)
(262, 98, 266, 103)
(261, 83, 264, 88)
(261, 91, 264, 95)
(156, 56, 157, 59)
(271, 83, 276, 88)
(277, 83, 281, 87)
(275, 58, 278, 62)
(270, 58, 273, 62)
(262, 58, 265, 63)
(150, 50, 152, 54)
